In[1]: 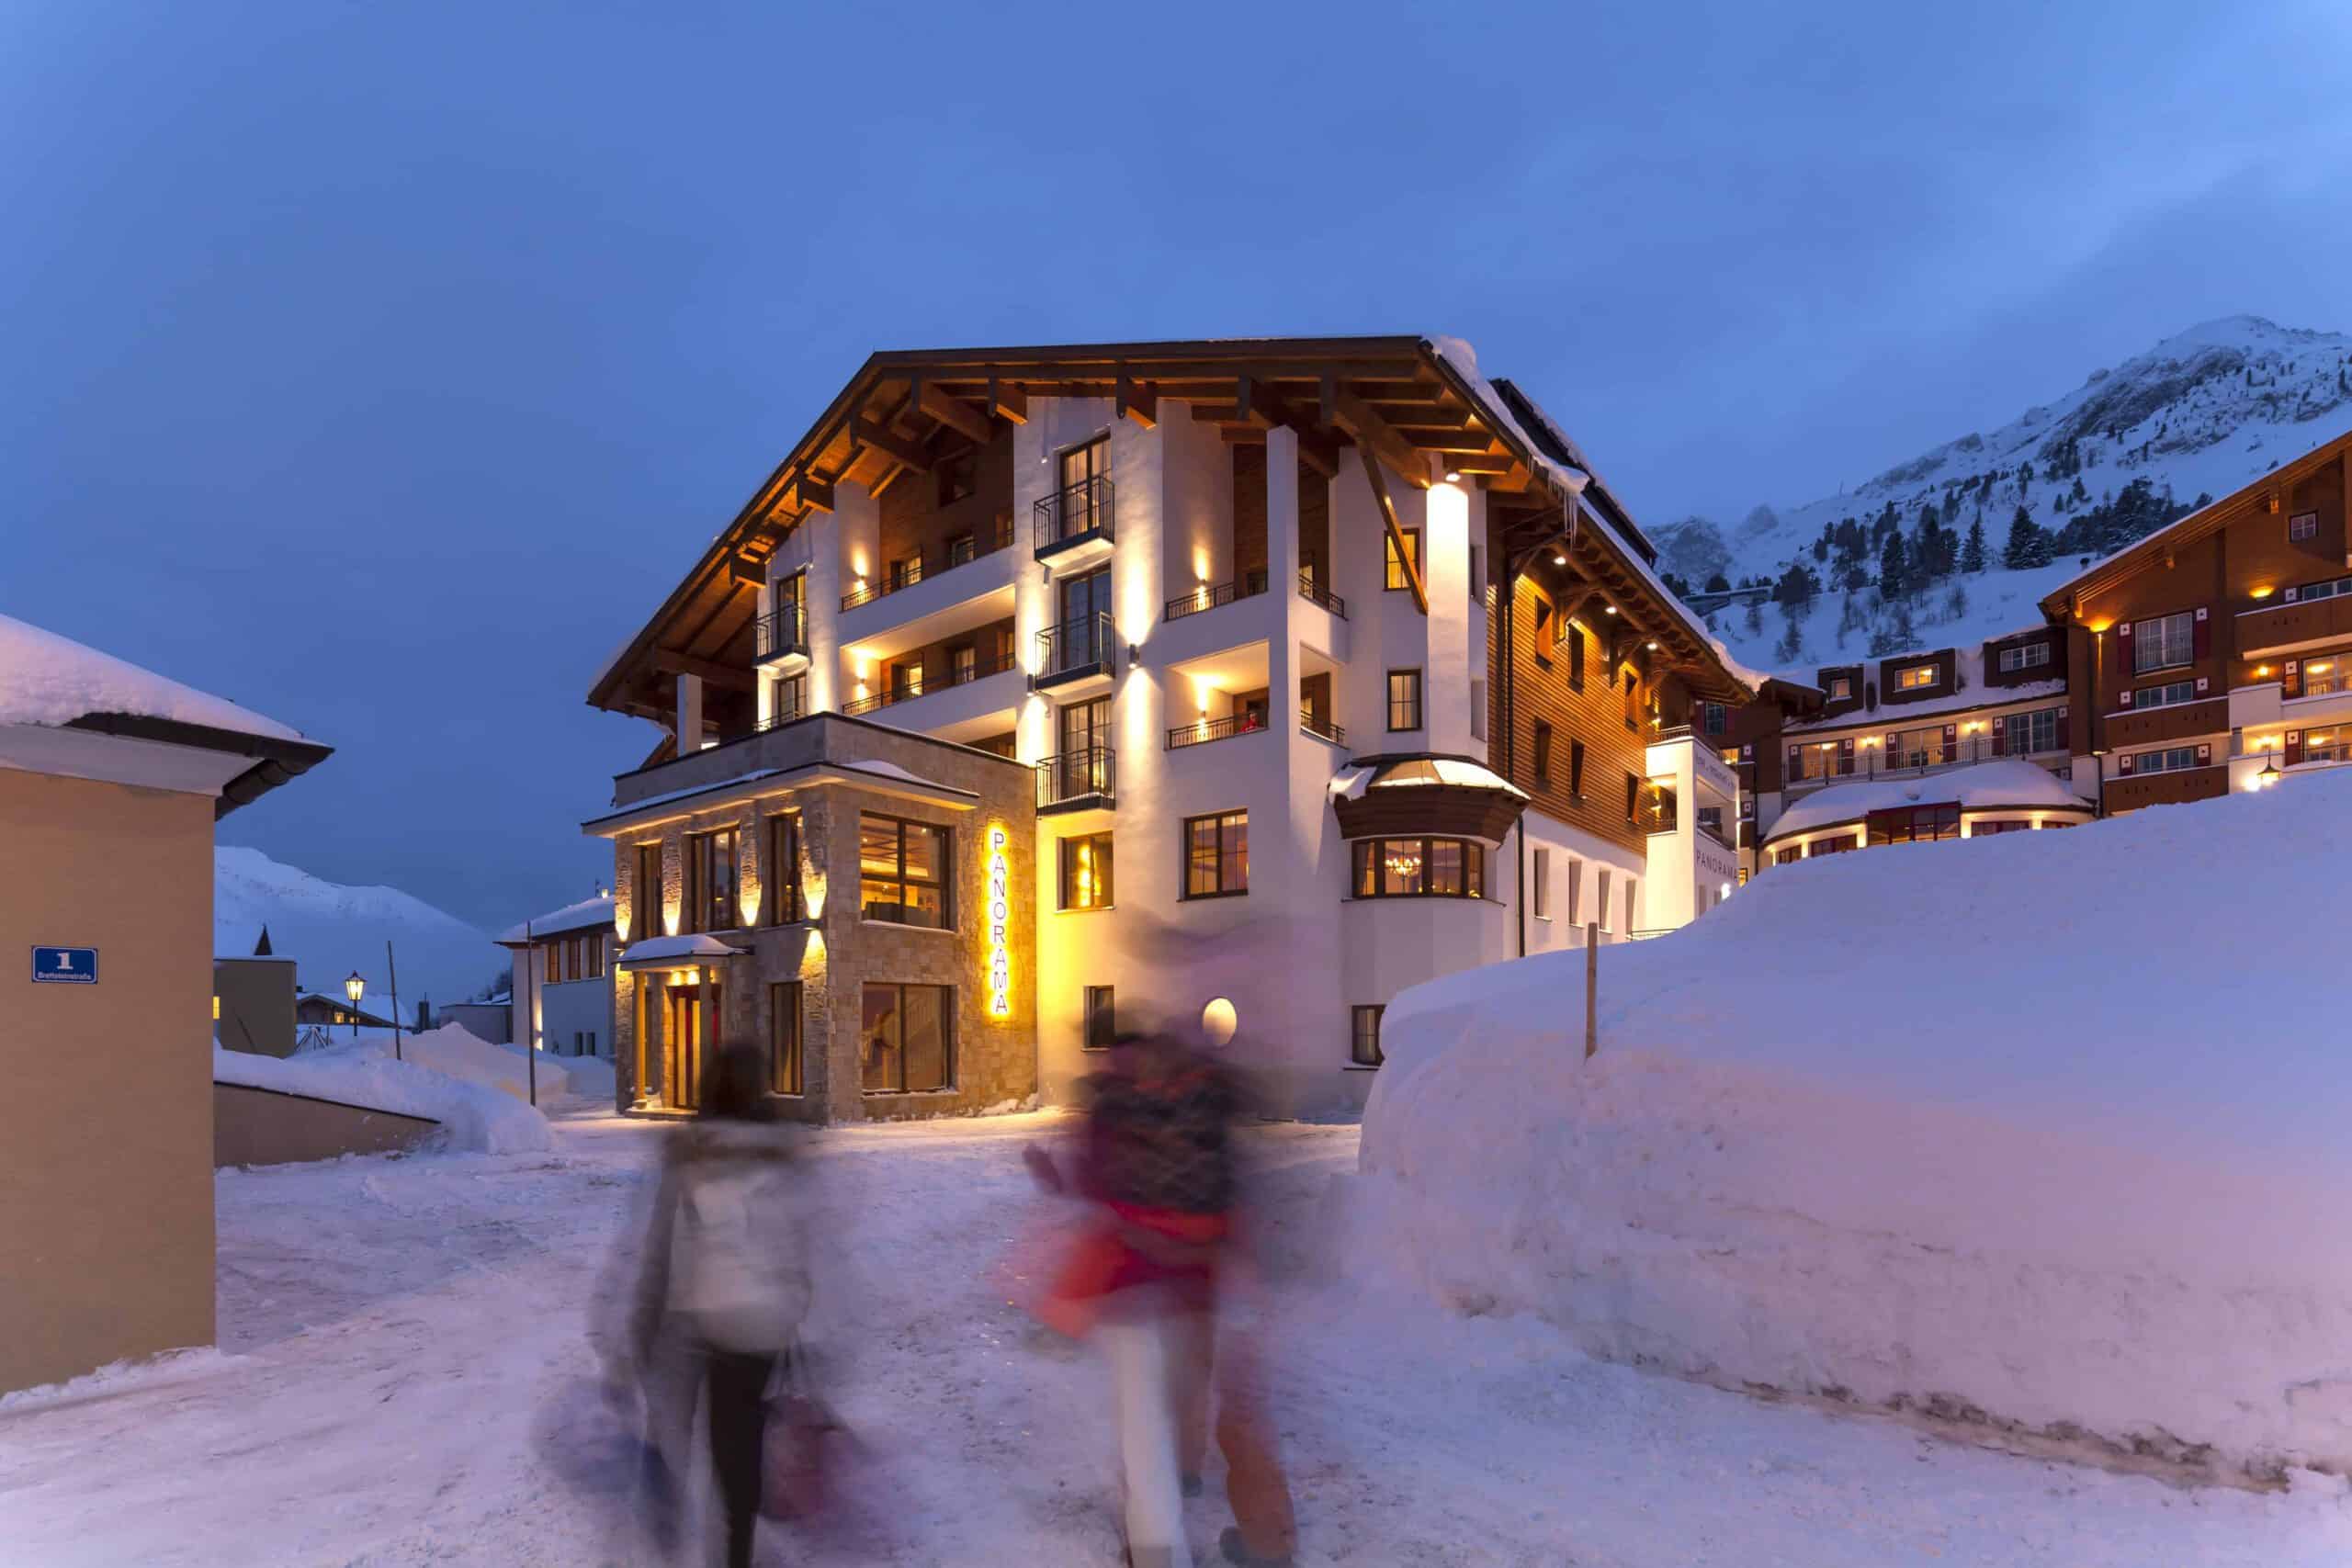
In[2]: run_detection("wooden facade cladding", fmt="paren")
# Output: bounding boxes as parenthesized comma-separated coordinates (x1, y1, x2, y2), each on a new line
(1331, 784, 1526, 844)
(876, 428, 1016, 577)
(2238, 592, 2352, 659)
(2102, 695, 2229, 750)
(1486, 570, 1668, 858)
(2102, 766, 2229, 813)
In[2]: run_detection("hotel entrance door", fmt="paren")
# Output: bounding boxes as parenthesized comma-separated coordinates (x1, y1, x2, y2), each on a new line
(636, 973, 717, 1111)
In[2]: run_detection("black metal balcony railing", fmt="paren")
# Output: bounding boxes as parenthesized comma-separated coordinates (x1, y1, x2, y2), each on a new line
(1783, 734, 2062, 786)
(1035, 612, 1115, 682)
(1163, 570, 1270, 623)
(1036, 746, 1115, 809)
(1297, 570, 1347, 619)
(752, 604, 808, 662)
(1168, 710, 1271, 750)
(841, 515, 1015, 613)
(1300, 709, 1346, 746)
(840, 648, 1019, 716)
(1035, 475, 1115, 556)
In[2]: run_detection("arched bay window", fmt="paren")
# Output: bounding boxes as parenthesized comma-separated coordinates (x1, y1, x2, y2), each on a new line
(1351, 837, 1486, 898)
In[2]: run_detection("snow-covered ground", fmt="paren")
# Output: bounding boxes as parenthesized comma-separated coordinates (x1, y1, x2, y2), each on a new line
(1, 1111, 2344, 1565)
(1358, 770, 2352, 1488)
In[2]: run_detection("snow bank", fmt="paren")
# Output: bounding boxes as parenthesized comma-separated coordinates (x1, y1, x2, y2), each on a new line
(213, 1040, 550, 1156)
(0, 613, 305, 739)
(337, 1024, 617, 1109)
(1761, 757, 2088, 841)
(1358, 771, 2352, 1480)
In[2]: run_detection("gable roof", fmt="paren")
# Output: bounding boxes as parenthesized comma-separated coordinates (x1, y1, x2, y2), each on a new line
(2040, 423, 2352, 621)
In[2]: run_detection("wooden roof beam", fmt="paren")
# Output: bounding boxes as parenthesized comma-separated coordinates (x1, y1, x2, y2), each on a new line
(1324, 378, 1432, 490)
(1358, 446, 1427, 615)
(854, 415, 933, 473)
(917, 383, 994, 444)
(1115, 374, 1157, 429)
(652, 649, 756, 693)
(986, 377, 1028, 424)
(1235, 375, 1339, 478)
(794, 470, 835, 514)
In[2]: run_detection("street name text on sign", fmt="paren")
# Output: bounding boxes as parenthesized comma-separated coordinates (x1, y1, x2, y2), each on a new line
(30, 946, 99, 985)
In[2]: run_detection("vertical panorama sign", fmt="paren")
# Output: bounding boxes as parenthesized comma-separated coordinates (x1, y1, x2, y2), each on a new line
(984, 823, 1012, 1019)
(31, 946, 98, 985)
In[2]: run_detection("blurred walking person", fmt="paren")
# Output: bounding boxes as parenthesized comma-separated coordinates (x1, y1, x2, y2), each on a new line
(615, 1041, 811, 1568)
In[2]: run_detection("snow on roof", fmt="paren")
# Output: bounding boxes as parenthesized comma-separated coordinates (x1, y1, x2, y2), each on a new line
(1331, 755, 1531, 801)
(844, 758, 956, 791)
(1763, 759, 2089, 842)
(1786, 641, 2066, 733)
(496, 892, 616, 944)
(0, 613, 307, 742)
(616, 933, 747, 966)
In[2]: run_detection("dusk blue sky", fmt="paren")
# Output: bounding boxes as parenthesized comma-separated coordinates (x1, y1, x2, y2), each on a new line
(6, 3, 2349, 929)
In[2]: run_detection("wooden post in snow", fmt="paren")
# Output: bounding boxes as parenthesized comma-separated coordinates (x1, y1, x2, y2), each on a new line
(386, 941, 402, 1063)
(525, 920, 537, 1109)
(1584, 922, 1599, 1059)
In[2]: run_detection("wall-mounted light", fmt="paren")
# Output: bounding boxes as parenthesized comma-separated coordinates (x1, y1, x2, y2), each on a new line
(1443, 469, 1463, 484)
(1603, 604, 1617, 615)
(1552, 552, 1567, 566)
(2250, 585, 2276, 600)
(1645, 640, 1658, 650)
(2259, 761, 2280, 788)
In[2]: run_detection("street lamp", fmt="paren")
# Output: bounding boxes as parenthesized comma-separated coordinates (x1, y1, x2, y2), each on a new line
(343, 971, 366, 1036)
(2258, 761, 2280, 789)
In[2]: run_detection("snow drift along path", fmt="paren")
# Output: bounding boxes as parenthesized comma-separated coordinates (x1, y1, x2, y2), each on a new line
(214, 1037, 550, 1155)
(1360, 770, 2352, 1482)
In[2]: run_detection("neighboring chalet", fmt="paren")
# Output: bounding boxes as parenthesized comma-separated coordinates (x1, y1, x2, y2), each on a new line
(1730, 421, 2352, 872)
(495, 892, 617, 1058)
(583, 335, 1756, 1122)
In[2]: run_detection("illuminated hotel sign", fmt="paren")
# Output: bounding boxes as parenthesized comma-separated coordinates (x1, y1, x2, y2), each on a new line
(985, 822, 1012, 1018)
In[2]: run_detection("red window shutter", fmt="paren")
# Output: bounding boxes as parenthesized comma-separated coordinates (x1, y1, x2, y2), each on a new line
(1785, 745, 1801, 780)
(2054, 705, 2070, 752)
(2193, 606, 2211, 660)
(1885, 730, 1899, 755)
(2118, 752, 2134, 776)
(1991, 715, 2007, 756)
(1837, 737, 1854, 775)
(2285, 660, 2301, 698)
(2196, 742, 2211, 765)
(2287, 730, 2303, 766)
(1941, 722, 1957, 752)
(2112, 620, 2135, 708)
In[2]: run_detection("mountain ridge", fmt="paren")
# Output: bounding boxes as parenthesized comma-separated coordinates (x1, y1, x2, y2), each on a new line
(214, 844, 501, 1015)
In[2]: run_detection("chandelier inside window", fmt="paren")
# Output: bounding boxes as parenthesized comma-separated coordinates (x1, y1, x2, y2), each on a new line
(1384, 843, 1422, 880)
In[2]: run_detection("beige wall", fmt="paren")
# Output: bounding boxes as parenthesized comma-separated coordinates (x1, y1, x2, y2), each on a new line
(213, 1083, 438, 1167)
(0, 768, 217, 1394)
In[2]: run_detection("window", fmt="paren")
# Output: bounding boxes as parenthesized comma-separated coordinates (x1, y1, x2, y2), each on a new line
(859, 814, 949, 927)
(761, 815, 801, 925)
(1888, 726, 1948, 769)
(684, 828, 739, 933)
(2292, 574, 2352, 604)
(2130, 745, 2199, 775)
(1569, 739, 1586, 797)
(1532, 848, 1551, 919)
(1774, 845, 1804, 866)
(1058, 434, 1108, 501)
(1971, 819, 2032, 836)
(1701, 701, 1728, 737)
(1469, 546, 1483, 602)
(1351, 1005, 1385, 1067)
(1813, 834, 1860, 854)
(1866, 804, 1962, 844)
(939, 450, 978, 507)
(1596, 869, 1612, 931)
(1827, 676, 1852, 701)
(2006, 706, 2061, 754)
(1622, 669, 1638, 729)
(1565, 859, 1584, 924)
(951, 644, 978, 683)
(631, 842, 662, 943)
(1567, 625, 1585, 691)
(1385, 527, 1420, 592)
(1623, 880, 1636, 935)
(1697, 805, 1723, 841)
(2305, 726, 2351, 764)
(1894, 662, 1937, 691)
(1387, 669, 1423, 731)
(888, 553, 921, 592)
(774, 671, 807, 723)
(1532, 720, 1554, 785)
(2130, 680, 2199, 709)
(1059, 832, 1114, 910)
(1083, 987, 1116, 1050)
(1351, 838, 1486, 898)
(1996, 642, 2052, 673)
(2303, 658, 2349, 698)
(1183, 810, 1249, 897)
(2290, 510, 2319, 542)
(861, 982, 954, 1094)
(1470, 679, 1486, 741)
(2132, 611, 2195, 673)
(769, 982, 803, 1095)
(1623, 772, 1640, 823)
(1533, 596, 1557, 663)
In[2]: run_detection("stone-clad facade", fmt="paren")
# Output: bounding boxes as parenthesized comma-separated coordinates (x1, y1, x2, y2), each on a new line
(593, 713, 1036, 1123)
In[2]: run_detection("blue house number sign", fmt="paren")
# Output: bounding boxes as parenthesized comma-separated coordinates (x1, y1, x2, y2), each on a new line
(30, 946, 98, 985)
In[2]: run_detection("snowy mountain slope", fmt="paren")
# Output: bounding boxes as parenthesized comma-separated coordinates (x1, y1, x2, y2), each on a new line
(1671, 315, 2352, 678)
(213, 845, 500, 1014)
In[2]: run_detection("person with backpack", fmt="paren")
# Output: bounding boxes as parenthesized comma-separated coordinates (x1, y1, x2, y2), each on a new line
(619, 1040, 811, 1568)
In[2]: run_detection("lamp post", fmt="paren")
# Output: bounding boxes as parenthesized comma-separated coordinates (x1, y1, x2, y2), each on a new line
(343, 971, 366, 1037)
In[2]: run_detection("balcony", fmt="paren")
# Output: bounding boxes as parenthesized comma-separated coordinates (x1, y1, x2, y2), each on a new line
(1783, 734, 2064, 792)
(752, 604, 808, 672)
(1300, 708, 1346, 747)
(1035, 476, 1115, 570)
(1165, 570, 1269, 624)
(842, 514, 1015, 614)
(1167, 710, 1272, 750)
(2104, 764, 2227, 813)
(1035, 612, 1117, 697)
(1297, 569, 1348, 620)
(841, 648, 1019, 717)
(2103, 696, 2226, 750)
(2241, 576, 2352, 657)
(1037, 747, 1114, 818)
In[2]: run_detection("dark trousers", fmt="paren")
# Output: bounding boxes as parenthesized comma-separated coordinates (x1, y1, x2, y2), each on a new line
(706, 1348, 777, 1568)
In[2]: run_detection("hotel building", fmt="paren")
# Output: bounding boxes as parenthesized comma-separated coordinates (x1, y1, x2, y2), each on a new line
(585, 337, 1755, 1121)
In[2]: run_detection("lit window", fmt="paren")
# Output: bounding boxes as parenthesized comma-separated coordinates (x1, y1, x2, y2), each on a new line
(1351, 1004, 1385, 1066)
(1351, 838, 1486, 898)
(1895, 663, 1937, 690)
(1827, 676, 1852, 700)
(2306, 727, 2350, 764)
(859, 814, 949, 927)
(769, 981, 803, 1095)
(764, 814, 801, 925)
(1384, 528, 1420, 591)
(684, 828, 738, 934)
(1386, 669, 1423, 731)
(1058, 832, 1114, 910)
(861, 982, 954, 1093)
(1183, 810, 1249, 898)
(2305, 660, 2349, 699)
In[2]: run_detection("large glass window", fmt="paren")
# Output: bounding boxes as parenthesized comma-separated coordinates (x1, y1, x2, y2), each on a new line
(2305, 726, 2350, 764)
(1996, 642, 2051, 673)
(2132, 610, 2196, 672)
(764, 814, 801, 925)
(1866, 804, 1962, 844)
(2006, 706, 2060, 754)
(2303, 656, 2350, 698)
(2130, 745, 2199, 775)
(1385, 527, 1420, 591)
(1887, 726, 1948, 769)
(1183, 810, 1249, 898)
(769, 981, 803, 1096)
(1351, 1005, 1385, 1067)
(861, 982, 954, 1094)
(1059, 832, 1114, 910)
(1351, 837, 1486, 898)
(684, 828, 738, 933)
(2129, 680, 2198, 709)
(1386, 669, 1423, 731)
(860, 814, 949, 927)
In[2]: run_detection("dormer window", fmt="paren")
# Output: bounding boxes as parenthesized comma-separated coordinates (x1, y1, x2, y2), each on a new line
(1996, 642, 2050, 673)
(1895, 663, 1937, 691)
(1826, 676, 1853, 701)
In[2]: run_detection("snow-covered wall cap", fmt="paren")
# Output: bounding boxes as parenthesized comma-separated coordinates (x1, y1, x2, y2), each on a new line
(616, 933, 748, 966)
(0, 613, 308, 742)
(1331, 755, 1532, 802)
(1763, 759, 2090, 843)
(497, 892, 618, 945)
